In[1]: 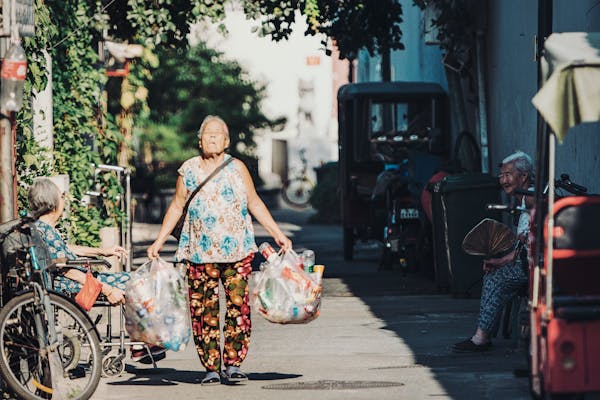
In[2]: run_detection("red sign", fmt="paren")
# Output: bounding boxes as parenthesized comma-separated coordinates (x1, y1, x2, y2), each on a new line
(1, 60, 27, 80)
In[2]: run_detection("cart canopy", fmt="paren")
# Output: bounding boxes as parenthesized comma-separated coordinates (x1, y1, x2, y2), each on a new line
(532, 32, 600, 142)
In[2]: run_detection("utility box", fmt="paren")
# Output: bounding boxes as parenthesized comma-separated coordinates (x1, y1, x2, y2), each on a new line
(430, 173, 502, 297)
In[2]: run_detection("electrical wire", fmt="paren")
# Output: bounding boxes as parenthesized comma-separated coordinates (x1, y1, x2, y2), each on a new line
(50, 0, 118, 50)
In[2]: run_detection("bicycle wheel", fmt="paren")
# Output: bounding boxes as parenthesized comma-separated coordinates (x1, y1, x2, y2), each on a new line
(0, 291, 102, 400)
(282, 177, 314, 207)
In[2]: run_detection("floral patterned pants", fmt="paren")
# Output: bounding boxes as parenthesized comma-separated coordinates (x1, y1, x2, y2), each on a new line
(478, 259, 528, 333)
(187, 254, 254, 372)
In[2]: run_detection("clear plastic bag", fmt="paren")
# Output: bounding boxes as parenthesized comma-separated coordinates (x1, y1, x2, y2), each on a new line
(252, 249, 322, 324)
(124, 258, 191, 351)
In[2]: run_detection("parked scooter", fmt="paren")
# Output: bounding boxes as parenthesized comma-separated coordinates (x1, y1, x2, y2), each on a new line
(370, 133, 428, 272)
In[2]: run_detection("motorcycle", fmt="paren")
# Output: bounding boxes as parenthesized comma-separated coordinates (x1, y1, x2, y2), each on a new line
(370, 133, 431, 272)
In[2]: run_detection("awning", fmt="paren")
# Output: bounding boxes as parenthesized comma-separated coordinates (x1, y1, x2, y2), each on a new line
(532, 32, 600, 142)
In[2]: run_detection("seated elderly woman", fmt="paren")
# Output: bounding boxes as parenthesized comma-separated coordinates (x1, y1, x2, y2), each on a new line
(28, 178, 165, 364)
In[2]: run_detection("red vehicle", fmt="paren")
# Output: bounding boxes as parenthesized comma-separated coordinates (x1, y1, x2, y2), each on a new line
(528, 32, 600, 399)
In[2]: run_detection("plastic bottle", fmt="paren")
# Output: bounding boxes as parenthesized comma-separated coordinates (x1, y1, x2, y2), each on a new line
(302, 249, 315, 273)
(311, 265, 325, 286)
(258, 242, 278, 263)
(0, 40, 27, 111)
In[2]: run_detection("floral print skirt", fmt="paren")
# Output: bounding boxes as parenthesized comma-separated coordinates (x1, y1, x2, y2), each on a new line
(187, 253, 254, 372)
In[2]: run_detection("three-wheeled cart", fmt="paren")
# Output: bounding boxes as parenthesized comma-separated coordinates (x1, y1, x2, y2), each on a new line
(337, 82, 450, 262)
(529, 32, 600, 399)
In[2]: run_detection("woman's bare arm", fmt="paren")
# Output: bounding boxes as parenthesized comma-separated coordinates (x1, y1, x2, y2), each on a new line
(68, 244, 127, 259)
(147, 175, 189, 258)
(62, 268, 125, 304)
(236, 160, 292, 250)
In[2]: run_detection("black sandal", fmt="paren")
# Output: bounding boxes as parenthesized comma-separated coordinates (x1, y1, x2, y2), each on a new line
(452, 339, 492, 353)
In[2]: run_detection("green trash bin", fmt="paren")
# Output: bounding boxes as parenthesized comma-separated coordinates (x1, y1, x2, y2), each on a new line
(430, 173, 502, 297)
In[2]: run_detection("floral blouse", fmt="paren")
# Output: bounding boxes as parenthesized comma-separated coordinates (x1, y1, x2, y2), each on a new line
(175, 155, 258, 264)
(34, 220, 78, 260)
(33, 220, 131, 292)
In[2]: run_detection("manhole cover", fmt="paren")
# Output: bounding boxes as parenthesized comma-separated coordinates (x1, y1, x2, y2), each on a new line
(262, 380, 404, 390)
(370, 364, 426, 370)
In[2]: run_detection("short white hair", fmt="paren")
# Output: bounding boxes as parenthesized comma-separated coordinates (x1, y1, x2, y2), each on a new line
(197, 115, 229, 139)
(28, 178, 61, 217)
(502, 151, 535, 182)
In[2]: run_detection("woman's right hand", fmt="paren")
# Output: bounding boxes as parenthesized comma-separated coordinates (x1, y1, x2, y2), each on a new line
(147, 241, 162, 260)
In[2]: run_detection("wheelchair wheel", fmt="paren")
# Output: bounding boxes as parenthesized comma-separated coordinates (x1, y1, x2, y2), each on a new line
(0, 291, 102, 400)
(102, 354, 125, 377)
(61, 330, 82, 371)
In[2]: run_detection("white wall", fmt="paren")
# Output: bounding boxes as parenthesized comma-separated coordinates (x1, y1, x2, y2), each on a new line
(195, 8, 334, 187)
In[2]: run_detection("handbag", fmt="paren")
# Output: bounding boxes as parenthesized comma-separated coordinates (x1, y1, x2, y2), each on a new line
(75, 269, 103, 311)
(171, 157, 234, 240)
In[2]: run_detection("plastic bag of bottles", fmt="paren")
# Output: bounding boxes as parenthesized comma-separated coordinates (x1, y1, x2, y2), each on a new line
(252, 248, 323, 324)
(123, 258, 191, 351)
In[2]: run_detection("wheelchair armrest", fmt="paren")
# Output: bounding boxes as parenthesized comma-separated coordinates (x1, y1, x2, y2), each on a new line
(49, 258, 112, 272)
(67, 258, 112, 269)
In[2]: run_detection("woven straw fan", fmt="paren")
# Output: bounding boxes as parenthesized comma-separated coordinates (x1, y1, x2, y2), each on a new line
(462, 218, 516, 259)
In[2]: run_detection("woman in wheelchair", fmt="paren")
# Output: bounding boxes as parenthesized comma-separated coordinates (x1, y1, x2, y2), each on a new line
(28, 178, 166, 364)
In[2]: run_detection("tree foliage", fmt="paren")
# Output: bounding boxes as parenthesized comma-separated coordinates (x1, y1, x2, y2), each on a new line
(243, 0, 405, 60)
(15, 0, 408, 242)
(137, 41, 285, 185)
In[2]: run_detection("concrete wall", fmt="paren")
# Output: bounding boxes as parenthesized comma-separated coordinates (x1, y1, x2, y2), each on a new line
(485, 0, 600, 193)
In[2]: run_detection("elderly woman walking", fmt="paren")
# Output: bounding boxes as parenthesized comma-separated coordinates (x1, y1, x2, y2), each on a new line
(147, 115, 291, 385)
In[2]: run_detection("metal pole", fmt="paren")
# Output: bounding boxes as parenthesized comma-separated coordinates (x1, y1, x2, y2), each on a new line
(530, 1, 552, 396)
(0, 8, 15, 223)
(0, 114, 16, 222)
(475, 31, 489, 173)
(381, 47, 391, 82)
(125, 169, 132, 272)
(545, 134, 556, 312)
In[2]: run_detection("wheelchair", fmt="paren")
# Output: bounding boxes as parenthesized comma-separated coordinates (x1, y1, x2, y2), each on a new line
(53, 260, 164, 377)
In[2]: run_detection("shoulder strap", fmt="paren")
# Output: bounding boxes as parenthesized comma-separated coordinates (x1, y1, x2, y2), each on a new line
(183, 156, 234, 211)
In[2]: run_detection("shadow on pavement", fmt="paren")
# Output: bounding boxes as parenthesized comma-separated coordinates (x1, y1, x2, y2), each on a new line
(110, 366, 301, 387)
(256, 206, 530, 400)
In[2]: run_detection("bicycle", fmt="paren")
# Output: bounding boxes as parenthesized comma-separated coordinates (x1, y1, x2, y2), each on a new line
(0, 215, 102, 400)
(281, 149, 315, 208)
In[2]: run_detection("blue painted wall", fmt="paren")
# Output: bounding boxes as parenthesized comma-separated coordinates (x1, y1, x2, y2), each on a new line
(356, 0, 447, 88)
(486, 0, 600, 192)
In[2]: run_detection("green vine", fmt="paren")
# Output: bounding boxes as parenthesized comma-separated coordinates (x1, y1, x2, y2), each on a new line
(16, 0, 124, 245)
(17, 0, 56, 206)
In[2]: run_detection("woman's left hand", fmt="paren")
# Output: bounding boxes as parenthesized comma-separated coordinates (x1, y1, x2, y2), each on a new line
(274, 234, 292, 252)
(101, 246, 128, 259)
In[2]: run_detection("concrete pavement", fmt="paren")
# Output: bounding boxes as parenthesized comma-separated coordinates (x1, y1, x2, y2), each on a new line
(92, 203, 531, 400)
